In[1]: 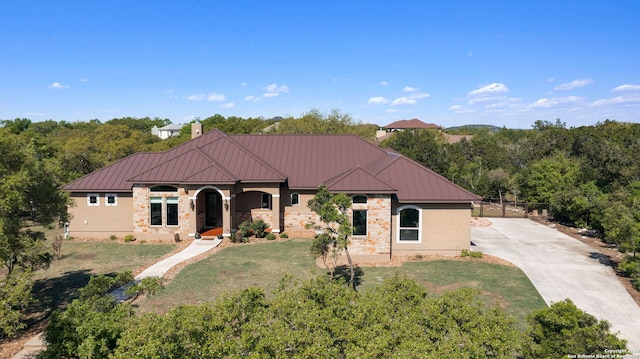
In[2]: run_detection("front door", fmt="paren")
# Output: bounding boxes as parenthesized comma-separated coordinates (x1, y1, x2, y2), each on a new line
(205, 192, 222, 228)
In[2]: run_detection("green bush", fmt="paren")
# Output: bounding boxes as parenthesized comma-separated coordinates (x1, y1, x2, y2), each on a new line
(461, 249, 470, 257)
(251, 219, 269, 238)
(110, 235, 117, 241)
(470, 251, 483, 258)
(617, 256, 640, 277)
(632, 272, 640, 291)
(280, 232, 288, 238)
(266, 233, 276, 241)
(124, 234, 135, 243)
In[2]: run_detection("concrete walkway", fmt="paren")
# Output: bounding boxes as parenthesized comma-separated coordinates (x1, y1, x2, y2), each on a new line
(12, 238, 222, 359)
(472, 218, 640, 350)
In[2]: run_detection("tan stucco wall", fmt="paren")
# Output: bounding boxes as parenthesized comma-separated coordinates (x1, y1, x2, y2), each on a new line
(67, 192, 133, 239)
(392, 203, 472, 256)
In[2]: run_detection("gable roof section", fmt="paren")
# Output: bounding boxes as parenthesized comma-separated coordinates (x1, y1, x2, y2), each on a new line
(231, 134, 389, 189)
(62, 152, 166, 192)
(375, 155, 479, 202)
(128, 148, 238, 184)
(324, 166, 396, 193)
(384, 119, 442, 130)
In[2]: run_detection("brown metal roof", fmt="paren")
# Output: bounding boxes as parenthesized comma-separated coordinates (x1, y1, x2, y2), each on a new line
(384, 119, 442, 129)
(64, 130, 479, 203)
(324, 166, 396, 193)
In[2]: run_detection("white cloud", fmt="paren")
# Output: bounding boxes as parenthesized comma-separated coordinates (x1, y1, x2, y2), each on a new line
(368, 96, 389, 104)
(221, 102, 235, 109)
(468, 95, 507, 105)
(79, 78, 88, 83)
(547, 77, 555, 83)
(611, 84, 640, 92)
(448, 105, 462, 111)
(186, 94, 205, 101)
(207, 93, 226, 102)
(385, 108, 398, 113)
(402, 86, 418, 93)
(554, 78, 593, 91)
(241, 82, 248, 87)
(379, 81, 388, 86)
(264, 83, 289, 93)
(468, 83, 509, 96)
(529, 96, 583, 108)
(262, 92, 280, 98)
(591, 95, 640, 107)
(409, 92, 430, 100)
(391, 97, 417, 106)
(245, 95, 261, 102)
(48, 82, 68, 89)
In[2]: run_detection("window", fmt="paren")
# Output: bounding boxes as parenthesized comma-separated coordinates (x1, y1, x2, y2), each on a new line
(150, 197, 163, 226)
(261, 193, 271, 209)
(352, 195, 367, 204)
(291, 193, 300, 206)
(150, 197, 179, 226)
(166, 197, 179, 226)
(105, 193, 117, 206)
(353, 210, 367, 236)
(398, 206, 421, 242)
(87, 193, 99, 206)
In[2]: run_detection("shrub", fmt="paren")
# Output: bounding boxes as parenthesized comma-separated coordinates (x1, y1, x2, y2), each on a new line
(124, 235, 135, 243)
(470, 251, 483, 258)
(251, 219, 269, 238)
(461, 249, 470, 257)
(632, 272, 640, 291)
(280, 232, 288, 239)
(110, 235, 118, 241)
(617, 256, 640, 277)
(266, 233, 276, 241)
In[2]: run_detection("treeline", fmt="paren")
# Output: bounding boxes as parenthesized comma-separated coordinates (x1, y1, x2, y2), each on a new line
(41, 274, 626, 358)
(381, 119, 640, 261)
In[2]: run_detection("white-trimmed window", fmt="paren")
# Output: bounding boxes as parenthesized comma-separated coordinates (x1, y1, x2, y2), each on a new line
(352, 195, 367, 204)
(150, 197, 179, 226)
(105, 193, 118, 206)
(261, 193, 272, 209)
(166, 197, 179, 226)
(397, 205, 421, 243)
(353, 209, 367, 236)
(87, 193, 99, 206)
(291, 193, 300, 206)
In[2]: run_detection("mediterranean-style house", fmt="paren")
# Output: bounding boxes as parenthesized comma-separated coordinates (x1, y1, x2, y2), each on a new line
(63, 123, 479, 261)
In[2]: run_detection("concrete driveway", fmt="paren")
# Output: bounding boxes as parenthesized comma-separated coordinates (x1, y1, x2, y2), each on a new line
(472, 218, 640, 349)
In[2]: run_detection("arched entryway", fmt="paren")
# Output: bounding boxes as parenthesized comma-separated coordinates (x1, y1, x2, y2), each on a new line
(191, 186, 226, 237)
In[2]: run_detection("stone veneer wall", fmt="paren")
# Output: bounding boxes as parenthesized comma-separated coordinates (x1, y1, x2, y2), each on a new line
(282, 194, 392, 255)
(132, 186, 190, 240)
(348, 195, 391, 256)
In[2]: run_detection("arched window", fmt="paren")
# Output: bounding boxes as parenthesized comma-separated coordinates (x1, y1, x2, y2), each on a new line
(397, 206, 421, 242)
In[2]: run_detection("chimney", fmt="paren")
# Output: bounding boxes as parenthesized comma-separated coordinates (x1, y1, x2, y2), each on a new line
(191, 117, 202, 139)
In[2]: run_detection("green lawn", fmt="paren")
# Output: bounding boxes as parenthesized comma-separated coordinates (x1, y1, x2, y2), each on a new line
(28, 236, 176, 327)
(139, 238, 546, 328)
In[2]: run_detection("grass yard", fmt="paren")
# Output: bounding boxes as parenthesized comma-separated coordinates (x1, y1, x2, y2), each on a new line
(138, 238, 546, 328)
(27, 234, 176, 328)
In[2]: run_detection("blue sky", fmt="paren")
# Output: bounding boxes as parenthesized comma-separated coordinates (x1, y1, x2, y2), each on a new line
(1, 1, 639, 128)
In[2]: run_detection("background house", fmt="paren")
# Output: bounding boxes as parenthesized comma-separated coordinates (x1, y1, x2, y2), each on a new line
(151, 124, 184, 139)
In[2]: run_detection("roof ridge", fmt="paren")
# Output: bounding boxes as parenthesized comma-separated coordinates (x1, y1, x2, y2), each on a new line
(193, 146, 239, 181)
(222, 134, 288, 180)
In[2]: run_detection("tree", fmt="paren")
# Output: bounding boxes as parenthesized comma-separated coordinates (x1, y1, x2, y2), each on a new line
(0, 271, 33, 337)
(522, 299, 627, 358)
(307, 185, 356, 289)
(380, 128, 451, 177)
(486, 168, 511, 204)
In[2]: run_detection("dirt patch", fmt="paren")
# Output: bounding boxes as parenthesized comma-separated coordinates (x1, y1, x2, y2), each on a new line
(529, 216, 640, 308)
